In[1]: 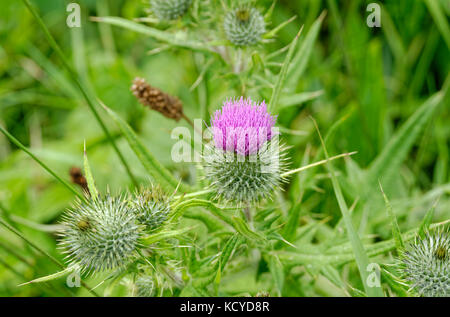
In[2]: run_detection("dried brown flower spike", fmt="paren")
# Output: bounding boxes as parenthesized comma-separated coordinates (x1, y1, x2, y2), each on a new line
(131, 77, 183, 121)
(69, 166, 89, 195)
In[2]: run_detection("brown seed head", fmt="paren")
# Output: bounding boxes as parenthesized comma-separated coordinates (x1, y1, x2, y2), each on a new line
(69, 166, 89, 194)
(131, 77, 183, 121)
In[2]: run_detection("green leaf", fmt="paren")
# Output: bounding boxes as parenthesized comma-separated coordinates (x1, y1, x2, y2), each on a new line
(231, 216, 266, 243)
(219, 234, 241, 272)
(141, 227, 193, 245)
(418, 198, 439, 238)
(286, 11, 326, 92)
(312, 118, 384, 297)
(268, 25, 303, 112)
(268, 254, 284, 295)
(424, 0, 450, 50)
(91, 16, 211, 52)
(365, 91, 445, 193)
(21, 0, 138, 187)
(379, 182, 404, 250)
(0, 125, 85, 202)
(83, 143, 99, 200)
(278, 90, 324, 109)
(18, 266, 74, 286)
(102, 103, 190, 193)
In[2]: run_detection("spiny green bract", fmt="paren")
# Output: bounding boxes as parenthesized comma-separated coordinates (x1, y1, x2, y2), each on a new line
(203, 142, 286, 204)
(59, 196, 142, 274)
(223, 7, 265, 46)
(135, 275, 155, 297)
(400, 229, 450, 297)
(150, 0, 192, 21)
(130, 187, 170, 231)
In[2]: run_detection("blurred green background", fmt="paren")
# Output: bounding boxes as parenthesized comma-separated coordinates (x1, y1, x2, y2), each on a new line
(0, 0, 449, 296)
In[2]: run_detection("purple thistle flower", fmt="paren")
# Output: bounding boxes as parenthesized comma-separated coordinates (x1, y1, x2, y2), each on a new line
(210, 97, 277, 155)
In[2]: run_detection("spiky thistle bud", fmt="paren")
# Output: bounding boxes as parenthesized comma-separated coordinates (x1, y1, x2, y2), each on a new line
(131, 77, 183, 121)
(135, 275, 155, 297)
(59, 196, 142, 274)
(203, 97, 286, 204)
(150, 0, 192, 21)
(129, 186, 170, 231)
(399, 229, 450, 297)
(224, 7, 265, 47)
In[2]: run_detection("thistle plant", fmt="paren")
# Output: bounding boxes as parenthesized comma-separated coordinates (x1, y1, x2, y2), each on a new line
(59, 195, 142, 274)
(203, 97, 286, 204)
(150, 0, 192, 21)
(129, 186, 171, 231)
(3, 0, 448, 299)
(399, 229, 450, 297)
(224, 6, 266, 46)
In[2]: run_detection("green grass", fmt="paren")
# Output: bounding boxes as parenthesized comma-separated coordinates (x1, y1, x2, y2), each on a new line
(0, 0, 448, 297)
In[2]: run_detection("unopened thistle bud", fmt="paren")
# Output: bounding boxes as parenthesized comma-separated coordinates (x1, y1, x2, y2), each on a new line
(203, 97, 286, 204)
(130, 186, 170, 231)
(131, 77, 183, 121)
(400, 229, 450, 297)
(135, 275, 155, 297)
(224, 7, 265, 47)
(150, 0, 192, 21)
(59, 196, 142, 274)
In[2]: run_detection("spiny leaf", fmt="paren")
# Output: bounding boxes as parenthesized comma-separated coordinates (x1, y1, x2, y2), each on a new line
(231, 216, 266, 243)
(83, 142, 99, 200)
(379, 182, 404, 250)
(18, 266, 75, 286)
(268, 254, 284, 295)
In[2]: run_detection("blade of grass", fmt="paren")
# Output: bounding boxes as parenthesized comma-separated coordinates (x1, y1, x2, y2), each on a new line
(311, 117, 384, 297)
(90, 16, 211, 52)
(424, 0, 450, 49)
(21, 0, 138, 187)
(286, 11, 326, 92)
(268, 25, 304, 112)
(100, 102, 190, 193)
(379, 182, 404, 250)
(0, 216, 99, 296)
(83, 141, 99, 200)
(365, 90, 445, 193)
(18, 266, 74, 287)
(281, 152, 357, 177)
(418, 197, 440, 238)
(0, 125, 84, 201)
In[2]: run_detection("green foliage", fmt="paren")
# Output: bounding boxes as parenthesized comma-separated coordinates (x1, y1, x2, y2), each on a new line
(0, 0, 449, 297)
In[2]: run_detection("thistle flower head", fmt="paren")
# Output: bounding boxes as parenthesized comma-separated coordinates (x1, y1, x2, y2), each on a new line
(129, 186, 170, 231)
(400, 229, 450, 297)
(150, 0, 192, 21)
(59, 196, 142, 274)
(211, 97, 277, 156)
(204, 97, 285, 204)
(224, 7, 265, 46)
